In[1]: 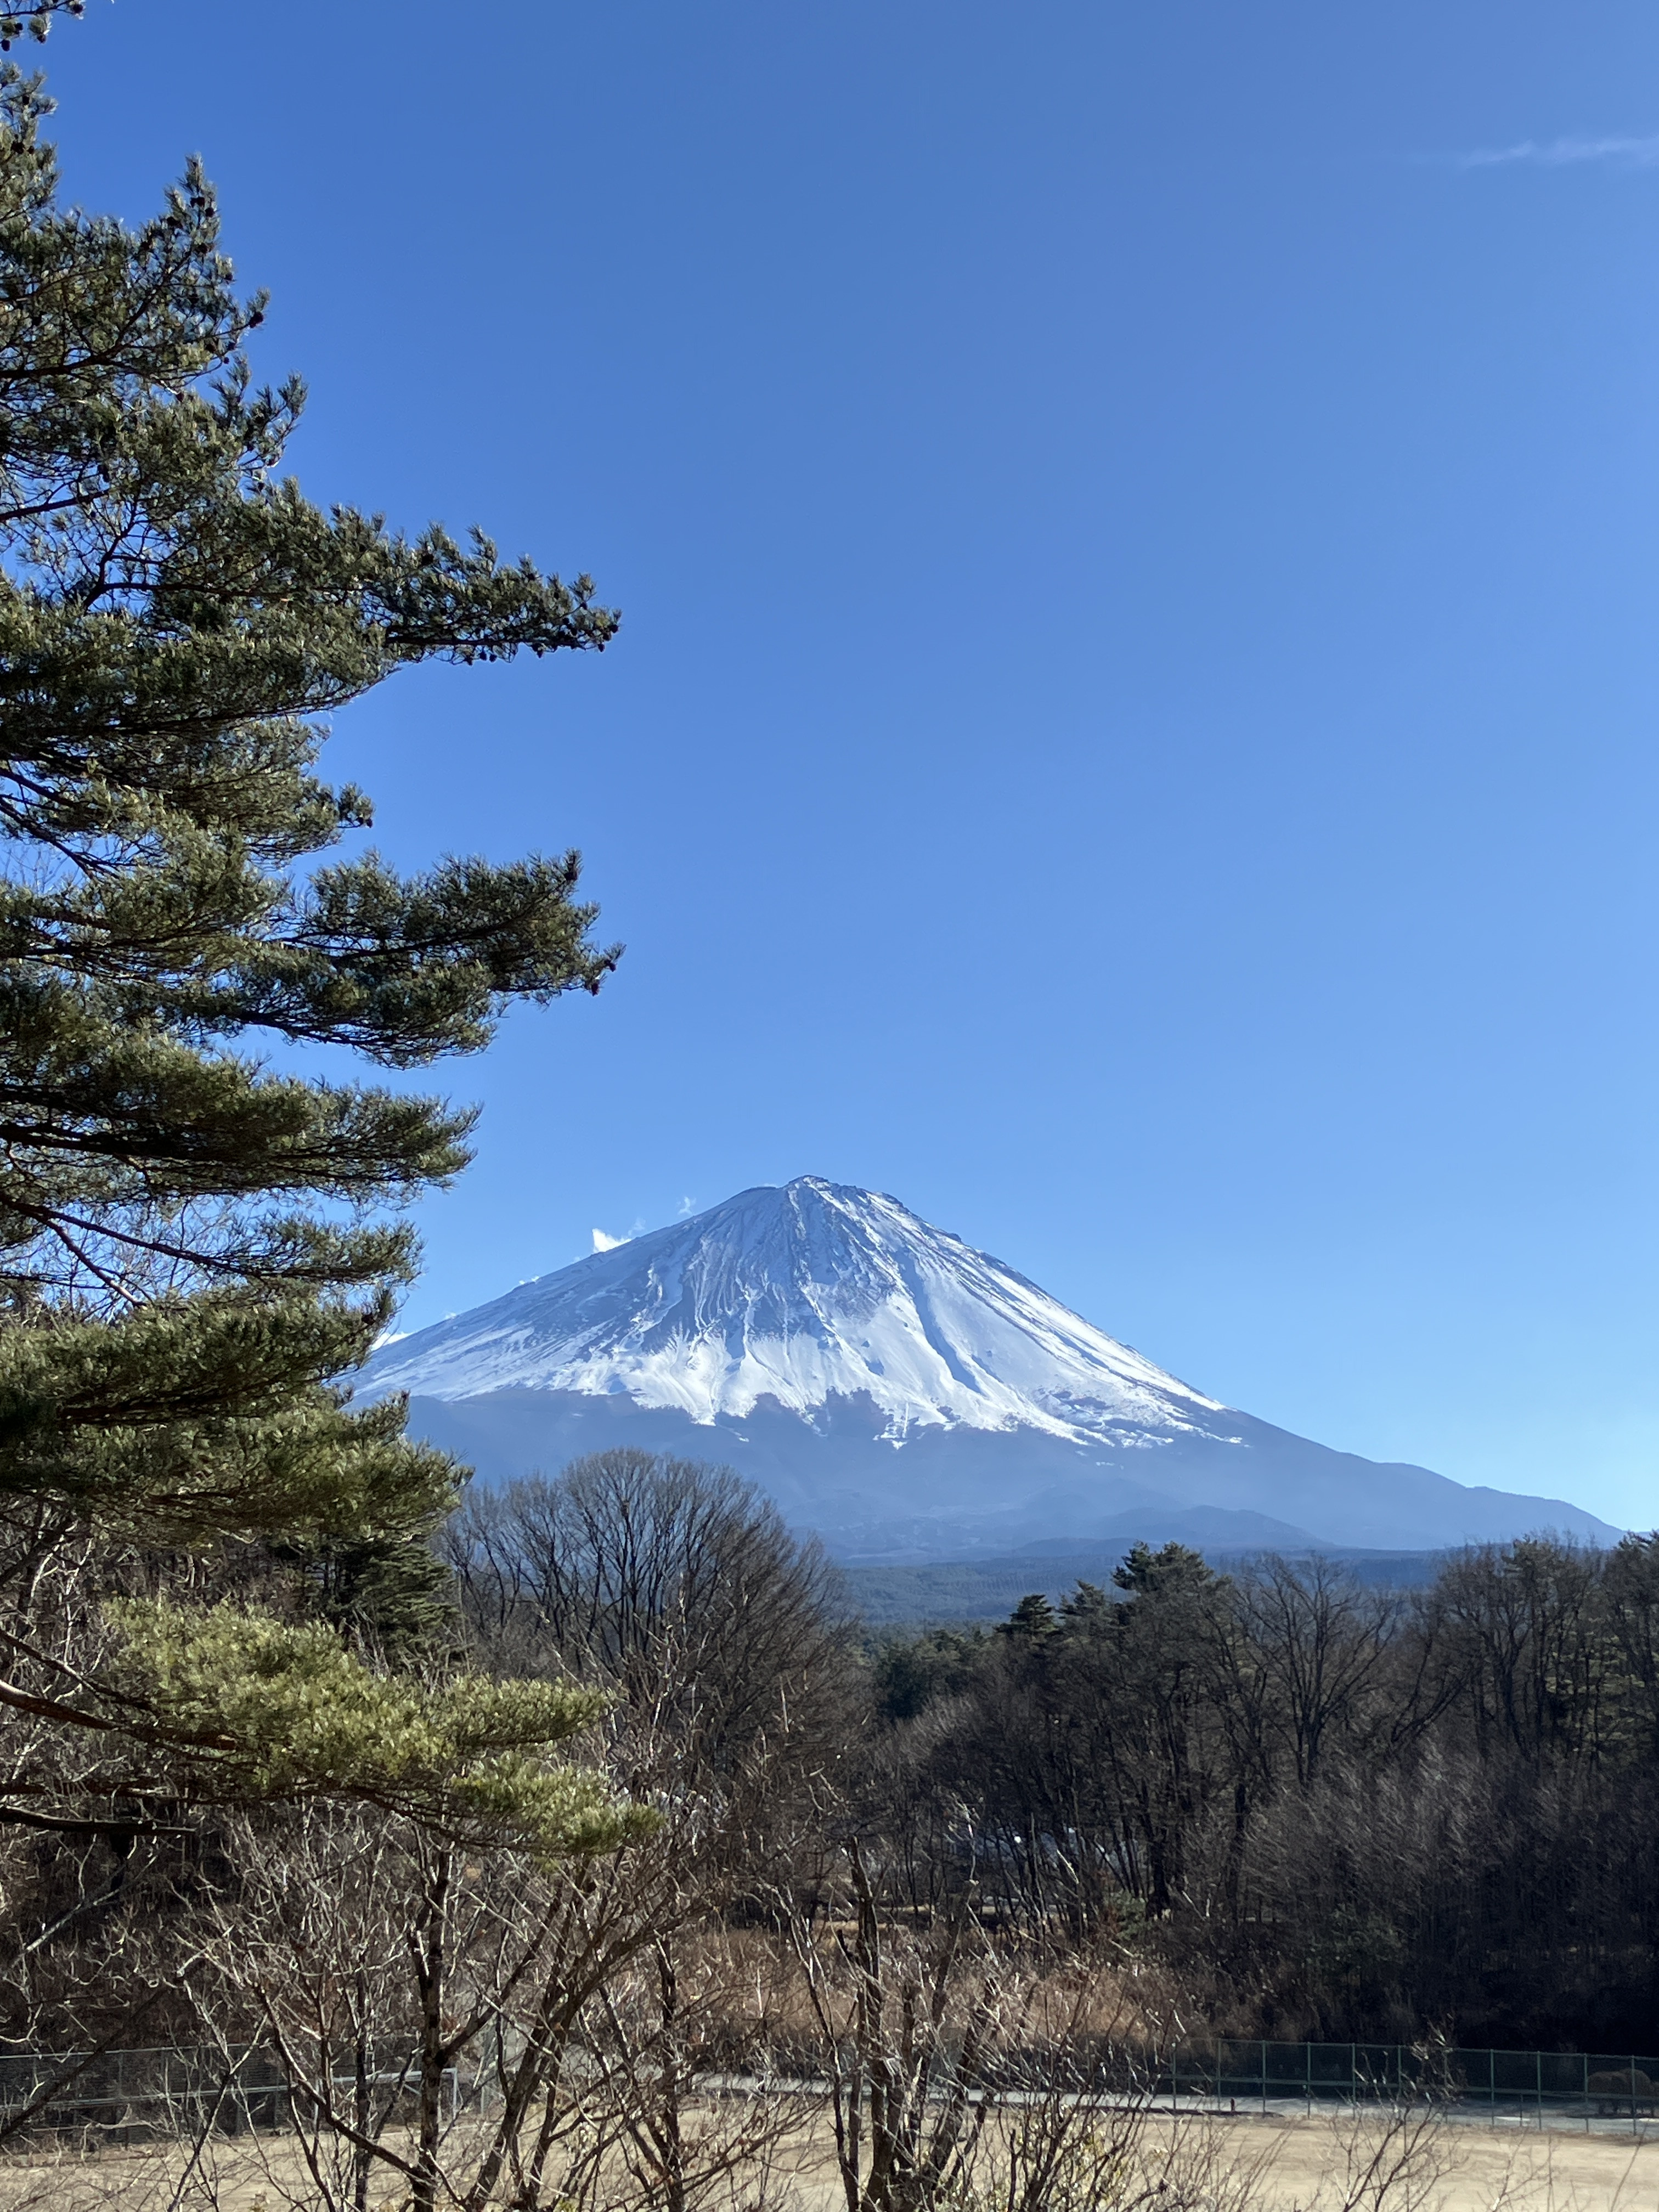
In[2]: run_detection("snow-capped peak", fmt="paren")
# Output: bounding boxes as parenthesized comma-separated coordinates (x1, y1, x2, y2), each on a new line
(360, 1175, 1228, 1446)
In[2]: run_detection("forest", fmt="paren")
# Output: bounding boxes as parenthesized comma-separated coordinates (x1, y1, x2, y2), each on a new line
(12, 1454, 1659, 2205)
(445, 1465, 1659, 2059)
(855, 1519, 1659, 2051)
(16, 1451, 1659, 2202)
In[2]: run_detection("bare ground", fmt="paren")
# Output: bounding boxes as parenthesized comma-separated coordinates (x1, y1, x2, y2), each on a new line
(5, 2103, 1659, 2212)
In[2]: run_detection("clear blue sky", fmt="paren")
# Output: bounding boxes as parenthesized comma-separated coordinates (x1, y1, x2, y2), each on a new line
(50, 2, 1659, 1526)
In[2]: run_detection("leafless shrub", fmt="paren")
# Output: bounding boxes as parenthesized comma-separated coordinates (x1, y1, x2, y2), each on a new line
(1299, 2096, 1460, 2212)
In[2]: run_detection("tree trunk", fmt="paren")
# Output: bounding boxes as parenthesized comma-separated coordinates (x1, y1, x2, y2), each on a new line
(410, 1850, 452, 2212)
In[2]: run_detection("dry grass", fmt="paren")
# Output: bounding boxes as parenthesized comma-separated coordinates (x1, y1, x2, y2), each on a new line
(1242, 2109, 1659, 2212)
(4, 2101, 1659, 2212)
(669, 1921, 1176, 2070)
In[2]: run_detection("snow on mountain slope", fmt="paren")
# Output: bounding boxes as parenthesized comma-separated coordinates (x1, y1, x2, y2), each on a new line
(360, 1177, 1626, 1556)
(362, 1176, 1235, 1447)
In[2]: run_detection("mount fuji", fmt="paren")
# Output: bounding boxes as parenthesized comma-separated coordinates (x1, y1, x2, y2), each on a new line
(359, 1176, 1622, 1560)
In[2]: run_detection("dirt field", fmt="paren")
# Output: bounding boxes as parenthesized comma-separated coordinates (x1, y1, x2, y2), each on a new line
(1233, 2111, 1659, 2212)
(6, 2104, 1659, 2212)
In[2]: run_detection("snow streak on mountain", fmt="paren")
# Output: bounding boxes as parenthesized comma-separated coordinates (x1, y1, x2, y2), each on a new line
(364, 1176, 1232, 1447)
(361, 1177, 1623, 1559)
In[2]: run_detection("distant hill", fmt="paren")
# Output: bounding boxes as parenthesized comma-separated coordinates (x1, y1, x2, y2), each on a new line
(842, 1545, 1453, 1629)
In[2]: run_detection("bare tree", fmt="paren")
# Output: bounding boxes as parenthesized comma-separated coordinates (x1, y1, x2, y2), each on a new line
(445, 1452, 857, 1798)
(780, 1842, 1001, 2212)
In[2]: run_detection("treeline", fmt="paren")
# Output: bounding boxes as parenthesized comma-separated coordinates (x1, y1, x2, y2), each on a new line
(446, 1476, 1659, 2054)
(11, 1447, 1658, 2205)
(853, 1533, 1659, 2050)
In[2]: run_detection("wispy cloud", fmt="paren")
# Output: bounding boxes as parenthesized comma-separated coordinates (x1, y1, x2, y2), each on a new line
(1458, 133, 1659, 171)
(592, 1227, 630, 1253)
(676, 1194, 697, 1218)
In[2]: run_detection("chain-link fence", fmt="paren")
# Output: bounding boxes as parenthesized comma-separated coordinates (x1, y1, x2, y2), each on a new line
(6, 2035, 1658, 2146)
(1164, 2041, 1659, 2134)
(0, 2042, 461, 2144)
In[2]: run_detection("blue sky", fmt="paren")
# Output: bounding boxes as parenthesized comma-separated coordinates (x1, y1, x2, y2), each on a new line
(50, 2, 1659, 1526)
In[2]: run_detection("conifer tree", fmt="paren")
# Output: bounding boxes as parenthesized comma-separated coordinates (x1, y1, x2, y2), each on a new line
(0, 2, 87, 53)
(0, 48, 635, 1860)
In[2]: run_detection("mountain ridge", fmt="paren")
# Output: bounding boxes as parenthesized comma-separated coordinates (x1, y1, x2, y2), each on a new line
(360, 1177, 1623, 1558)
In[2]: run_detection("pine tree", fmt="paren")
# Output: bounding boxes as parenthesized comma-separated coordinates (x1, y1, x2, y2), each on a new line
(0, 2, 88, 53)
(0, 51, 636, 1863)
(0, 61, 616, 1542)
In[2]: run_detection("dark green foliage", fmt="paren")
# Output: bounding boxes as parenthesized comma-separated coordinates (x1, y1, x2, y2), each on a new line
(1111, 1539, 1215, 1596)
(1057, 1578, 1113, 1628)
(997, 1590, 1059, 1639)
(0, 63, 619, 1542)
(0, 41, 641, 1898)
(869, 1624, 985, 1722)
(281, 1523, 459, 1666)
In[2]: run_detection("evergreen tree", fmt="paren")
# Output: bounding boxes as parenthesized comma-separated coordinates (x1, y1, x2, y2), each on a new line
(0, 2, 88, 53)
(0, 60, 615, 1541)
(0, 50, 634, 1858)
(997, 1590, 1059, 1639)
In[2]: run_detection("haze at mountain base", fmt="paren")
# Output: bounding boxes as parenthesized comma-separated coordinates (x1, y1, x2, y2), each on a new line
(360, 1178, 1621, 1558)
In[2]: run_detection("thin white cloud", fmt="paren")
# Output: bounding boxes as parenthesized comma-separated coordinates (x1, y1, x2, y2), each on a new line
(676, 1194, 697, 1218)
(592, 1227, 629, 1252)
(1459, 133, 1659, 171)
